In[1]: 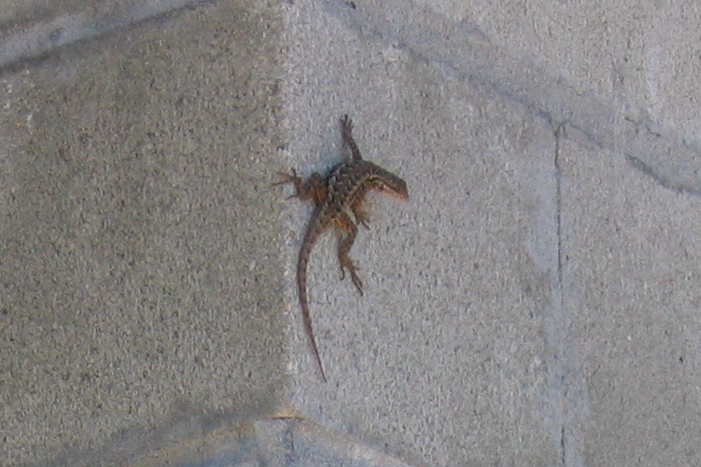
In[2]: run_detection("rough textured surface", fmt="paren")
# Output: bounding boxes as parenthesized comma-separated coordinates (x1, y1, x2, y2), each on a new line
(2, 0, 701, 465)
(1, 1, 287, 465)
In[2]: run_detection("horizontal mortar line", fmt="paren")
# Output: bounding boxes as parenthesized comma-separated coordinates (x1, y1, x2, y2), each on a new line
(0, 0, 213, 71)
(321, 0, 701, 196)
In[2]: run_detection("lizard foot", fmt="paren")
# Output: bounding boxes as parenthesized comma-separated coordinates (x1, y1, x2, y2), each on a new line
(340, 263, 364, 296)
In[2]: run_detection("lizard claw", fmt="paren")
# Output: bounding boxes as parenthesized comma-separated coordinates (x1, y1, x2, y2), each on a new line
(350, 271, 364, 296)
(339, 264, 363, 296)
(340, 114, 353, 130)
(271, 168, 298, 187)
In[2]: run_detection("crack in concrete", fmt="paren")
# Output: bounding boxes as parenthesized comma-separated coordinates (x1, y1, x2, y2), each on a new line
(554, 124, 564, 289)
(554, 124, 567, 466)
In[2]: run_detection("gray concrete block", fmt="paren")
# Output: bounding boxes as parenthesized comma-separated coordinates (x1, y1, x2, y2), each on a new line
(3, 0, 701, 465)
(1, 1, 287, 465)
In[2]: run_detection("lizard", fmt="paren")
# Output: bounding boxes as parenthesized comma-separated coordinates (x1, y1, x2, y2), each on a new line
(274, 114, 409, 381)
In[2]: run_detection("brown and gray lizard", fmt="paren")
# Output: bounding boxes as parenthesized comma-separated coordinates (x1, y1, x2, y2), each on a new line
(274, 114, 409, 381)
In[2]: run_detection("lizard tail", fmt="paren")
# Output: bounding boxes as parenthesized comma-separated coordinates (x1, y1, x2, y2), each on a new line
(298, 227, 327, 382)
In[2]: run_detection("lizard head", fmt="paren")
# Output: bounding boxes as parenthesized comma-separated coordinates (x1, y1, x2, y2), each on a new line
(372, 169, 409, 202)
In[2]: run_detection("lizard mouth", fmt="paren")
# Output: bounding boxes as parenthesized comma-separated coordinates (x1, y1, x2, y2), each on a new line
(379, 189, 409, 202)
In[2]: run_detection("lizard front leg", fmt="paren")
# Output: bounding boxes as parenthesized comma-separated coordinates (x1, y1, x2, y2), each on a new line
(335, 212, 363, 295)
(273, 169, 326, 206)
(340, 114, 363, 162)
(351, 197, 371, 229)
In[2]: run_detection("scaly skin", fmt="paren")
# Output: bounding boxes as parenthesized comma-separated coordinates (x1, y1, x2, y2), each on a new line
(274, 115, 408, 381)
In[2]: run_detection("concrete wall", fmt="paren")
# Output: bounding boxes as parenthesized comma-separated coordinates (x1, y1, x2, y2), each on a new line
(2, 0, 700, 465)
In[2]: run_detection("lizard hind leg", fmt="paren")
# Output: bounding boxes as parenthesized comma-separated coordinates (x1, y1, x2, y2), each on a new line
(273, 169, 327, 205)
(335, 212, 364, 295)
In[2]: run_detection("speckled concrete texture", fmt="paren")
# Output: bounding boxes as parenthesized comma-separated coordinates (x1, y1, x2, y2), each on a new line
(1, 1, 288, 465)
(2, 0, 701, 465)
